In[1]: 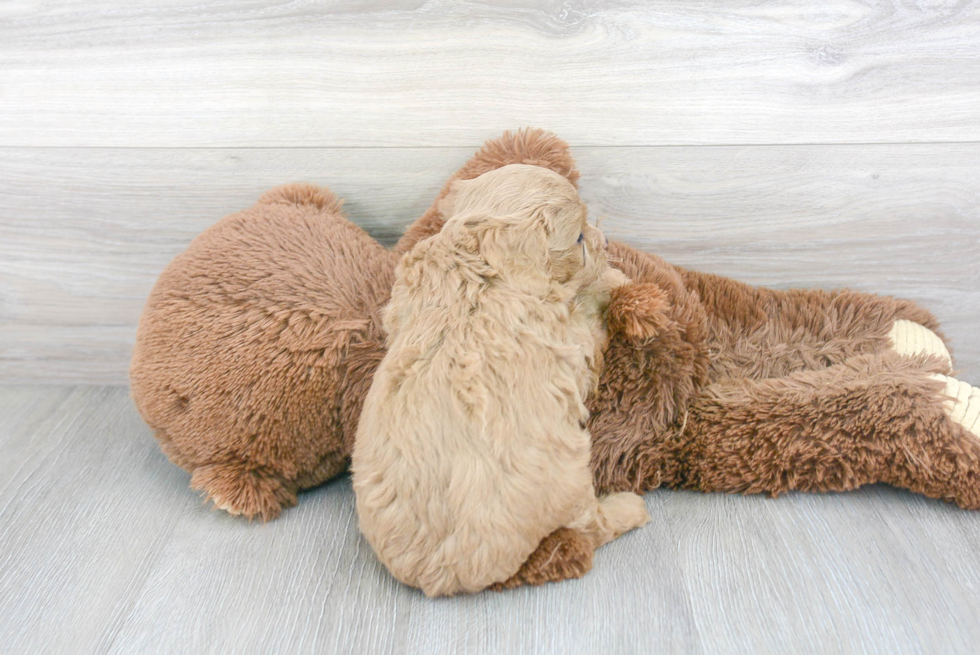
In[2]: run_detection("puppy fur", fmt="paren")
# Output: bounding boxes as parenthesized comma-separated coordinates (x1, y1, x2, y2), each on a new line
(351, 164, 649, 597)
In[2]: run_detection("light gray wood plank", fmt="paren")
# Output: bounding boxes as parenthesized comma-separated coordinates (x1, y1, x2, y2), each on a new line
(0, 386, 194, 654)
(3, 386, 980, 654)
(2, 144, 977, 385)
(671, 487, 980, 654)
(101, 476, 702, 655)
(0, 385, 72, 452)
(1, 1, 979, 147)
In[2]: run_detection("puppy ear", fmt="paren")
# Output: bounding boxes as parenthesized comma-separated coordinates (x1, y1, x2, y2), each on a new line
(474, 218, 550, 283)
(607, 283, 673, 341)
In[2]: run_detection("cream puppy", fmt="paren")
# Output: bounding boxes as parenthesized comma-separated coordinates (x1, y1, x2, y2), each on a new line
(352, 164, 650, 597)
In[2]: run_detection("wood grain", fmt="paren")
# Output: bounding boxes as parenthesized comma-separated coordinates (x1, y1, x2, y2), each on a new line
(1, 1, 979, 147)
(2, 2, 979, 651)
(2, 386, 980, 654)
(2, 144, 977, 384)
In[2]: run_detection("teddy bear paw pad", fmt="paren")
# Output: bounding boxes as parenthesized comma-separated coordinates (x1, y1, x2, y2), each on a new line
(889, 320, 951, 368)
(928, 374, 980, 438)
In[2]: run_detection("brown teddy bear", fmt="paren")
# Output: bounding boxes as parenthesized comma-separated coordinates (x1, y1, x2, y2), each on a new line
(131, 128, 980, 589)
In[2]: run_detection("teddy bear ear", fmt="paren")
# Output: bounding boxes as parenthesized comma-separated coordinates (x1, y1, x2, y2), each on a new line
(607, 283, 672, 341)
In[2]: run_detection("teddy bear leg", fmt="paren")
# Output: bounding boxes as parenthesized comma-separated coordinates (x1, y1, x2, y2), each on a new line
(676, 352, 980, 509)
(189, 461, 297, 522)
(488, 528, 596, 591)
(927, 374, 980, 438)
(886, 373, 980, 508)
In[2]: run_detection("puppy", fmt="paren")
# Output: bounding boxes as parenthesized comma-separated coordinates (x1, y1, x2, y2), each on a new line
(352, 164, 650, 597)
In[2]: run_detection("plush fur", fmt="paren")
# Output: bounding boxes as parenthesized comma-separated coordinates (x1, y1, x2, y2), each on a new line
(352, 164, 649, 596)
(130, 184, 396, 521)
(131, 128, 980, 590)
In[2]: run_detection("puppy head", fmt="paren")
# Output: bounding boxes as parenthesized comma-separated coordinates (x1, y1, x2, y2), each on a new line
(442, 164, 600, 289)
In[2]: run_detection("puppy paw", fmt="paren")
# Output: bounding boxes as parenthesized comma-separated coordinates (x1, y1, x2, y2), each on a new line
(598, 491, 651, 536)
(607, 283, 672, 341)
(890, 320, 952, 370)
(603, 267, 630, 289)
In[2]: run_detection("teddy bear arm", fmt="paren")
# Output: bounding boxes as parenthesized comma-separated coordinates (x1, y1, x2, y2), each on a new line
(605, 282, 674, 341)
(678, 267, 950, 379)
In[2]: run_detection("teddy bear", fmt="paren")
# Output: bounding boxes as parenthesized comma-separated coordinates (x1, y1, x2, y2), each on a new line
(131, 128, 980, 589)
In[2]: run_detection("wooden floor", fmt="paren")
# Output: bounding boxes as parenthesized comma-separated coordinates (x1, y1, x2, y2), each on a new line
(3, 386, 980, 654)
(2, 1, 980, 653)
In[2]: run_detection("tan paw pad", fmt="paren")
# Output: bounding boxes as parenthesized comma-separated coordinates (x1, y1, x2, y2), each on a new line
(929, 374, 980, 438)
(889, 320, 951, 368)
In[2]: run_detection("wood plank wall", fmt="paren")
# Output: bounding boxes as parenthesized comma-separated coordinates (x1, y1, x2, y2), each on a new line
(1, 1, 978, 384)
